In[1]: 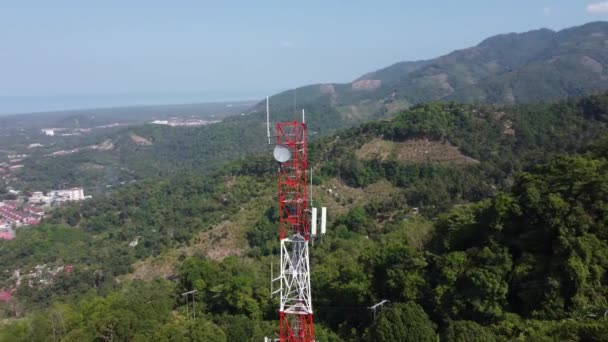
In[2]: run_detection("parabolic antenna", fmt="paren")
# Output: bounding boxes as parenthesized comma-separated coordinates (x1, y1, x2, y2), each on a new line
(273, 145, 292, 163)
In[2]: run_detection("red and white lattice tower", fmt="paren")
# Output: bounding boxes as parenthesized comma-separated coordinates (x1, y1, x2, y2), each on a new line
(271, 121, 315, 342)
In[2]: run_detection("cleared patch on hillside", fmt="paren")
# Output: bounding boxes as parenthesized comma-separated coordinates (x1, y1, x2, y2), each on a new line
(126, 254, 180, 282)
(356, 138, 479, 165)
(352, 79, 381, 90)
(130, 133, 153, 145)
(93, 139, 114, 151)
(347, 105, 361, 120)
(319, 84, 336, 95)
(311, 178, 399, 216)
(124, 191, 269, 281)
(196, 219, 247, 261)
(125, 221, 247, 281)
(581, 55, 604, 76)
(431, 73, 454, 92)
(384, 100, 410, 115)
(337, 101, 380, 121)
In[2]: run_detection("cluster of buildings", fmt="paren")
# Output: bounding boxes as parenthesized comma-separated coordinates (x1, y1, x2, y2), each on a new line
(0, 201, 43, 225)
(14, 264, 73, 287)
(42, 127, 91, 137)
(0, 229, 14, 240)
(30, 187, 90, 204)
(0, 163, 9, 180)
(41, 123, 128, 137)
(0, 187, 90, 241)
(150, 118, 220, 127)
(0, 264, 74, 303)
(0, 150, 29, 181)
(0, 188, 85, 302)
(0, 157, 26, 180)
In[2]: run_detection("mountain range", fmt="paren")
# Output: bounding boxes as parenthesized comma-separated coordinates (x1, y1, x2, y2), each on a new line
(261, 21, 608, 125)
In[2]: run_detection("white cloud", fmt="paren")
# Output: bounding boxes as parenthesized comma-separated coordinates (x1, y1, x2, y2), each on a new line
(587, 1, 608, 14)
(542, 6, 553, 16)
(280, 41, 294, 48)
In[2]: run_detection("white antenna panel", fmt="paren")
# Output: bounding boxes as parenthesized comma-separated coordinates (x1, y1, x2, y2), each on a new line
(311, 207, 318, 235)
(321, 207, 327, 235)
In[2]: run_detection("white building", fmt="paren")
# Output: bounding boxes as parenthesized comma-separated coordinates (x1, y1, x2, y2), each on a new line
(30, 192, 45, 203)
(42, 129, 55, 136)
(50, 188, 87, 202)
(0, 220, 10, 230)
(151, 120, 169, 125)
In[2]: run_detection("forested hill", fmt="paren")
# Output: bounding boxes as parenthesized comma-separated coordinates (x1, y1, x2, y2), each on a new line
(1, 93, 608, 340)
(16, 88, 608, 197)
(254, 21, 608, 124)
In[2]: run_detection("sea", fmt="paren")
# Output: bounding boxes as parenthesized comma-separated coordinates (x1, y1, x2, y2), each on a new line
(0, 91, 270, 116)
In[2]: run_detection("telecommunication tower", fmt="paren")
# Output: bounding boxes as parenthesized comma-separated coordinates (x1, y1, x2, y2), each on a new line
(267, 99, 316, 342)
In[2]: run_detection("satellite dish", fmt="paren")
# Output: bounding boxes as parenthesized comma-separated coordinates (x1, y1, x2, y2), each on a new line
(273, 145, 292, 163)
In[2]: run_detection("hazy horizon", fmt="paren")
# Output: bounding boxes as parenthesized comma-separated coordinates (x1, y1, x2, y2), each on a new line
(0, 92, 265, 116)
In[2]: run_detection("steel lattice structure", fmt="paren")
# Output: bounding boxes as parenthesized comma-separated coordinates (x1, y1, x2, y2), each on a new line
(273, 121, 315, 342)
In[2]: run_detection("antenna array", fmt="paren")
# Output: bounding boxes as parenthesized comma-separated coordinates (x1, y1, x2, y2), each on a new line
(265, 97, 330, 341)
(273, 121, 315, 341)
(266, 97, 318, 342)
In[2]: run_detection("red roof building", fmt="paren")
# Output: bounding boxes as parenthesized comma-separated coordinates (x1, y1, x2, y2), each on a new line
(25, 218, 40, 225)
(0, 231, 14, 240)
(0, 202, 44, 226)
(0, 291, 11, 302)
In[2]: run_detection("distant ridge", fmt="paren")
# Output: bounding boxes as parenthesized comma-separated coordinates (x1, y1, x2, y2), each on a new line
(259, 21, 608, 126)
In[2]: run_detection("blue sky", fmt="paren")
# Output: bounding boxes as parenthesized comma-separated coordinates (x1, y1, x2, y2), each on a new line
(0, 0, 606, 113)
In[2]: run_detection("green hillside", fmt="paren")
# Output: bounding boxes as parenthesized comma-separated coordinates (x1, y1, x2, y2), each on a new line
(1, 94, 608, 341)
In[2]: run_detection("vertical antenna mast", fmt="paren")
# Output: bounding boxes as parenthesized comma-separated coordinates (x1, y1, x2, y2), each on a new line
(266, 96, 271, 145)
